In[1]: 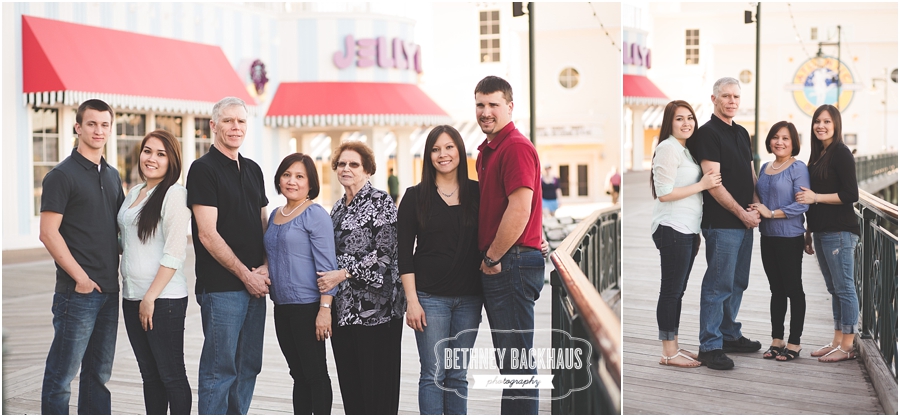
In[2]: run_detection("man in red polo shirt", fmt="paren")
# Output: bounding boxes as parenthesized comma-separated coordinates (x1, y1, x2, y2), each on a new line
(474, 75, 543, 415)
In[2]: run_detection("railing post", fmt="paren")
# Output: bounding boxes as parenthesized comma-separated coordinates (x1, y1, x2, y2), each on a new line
(860, 207, 877, 338)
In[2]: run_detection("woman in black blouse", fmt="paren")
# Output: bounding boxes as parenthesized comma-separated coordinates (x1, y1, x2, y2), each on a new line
(794, 104, 860, 363)
(398, 125, 482, 414)
(316, 141, 405, 414)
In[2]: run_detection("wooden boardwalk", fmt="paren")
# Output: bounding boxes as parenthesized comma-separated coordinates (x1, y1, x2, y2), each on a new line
(621, 170, 885, 415)
(2, 250, 554, 415)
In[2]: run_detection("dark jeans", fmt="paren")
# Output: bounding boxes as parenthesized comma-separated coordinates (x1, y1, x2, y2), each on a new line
(331, 318, 403, 415)
(41, 289, 118, 414)
(122, 297, 191, 415)
(760, 235, 806, 345)
(653, 226, 700, 340)
(274, 303, 333, 415)
(481, 247, 545, 415)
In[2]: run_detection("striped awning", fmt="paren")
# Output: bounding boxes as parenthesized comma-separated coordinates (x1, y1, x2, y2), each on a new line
(623, 74, 669, 106)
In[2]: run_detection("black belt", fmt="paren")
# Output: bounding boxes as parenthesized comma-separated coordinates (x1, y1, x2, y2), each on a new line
(508, 245, 538, 254)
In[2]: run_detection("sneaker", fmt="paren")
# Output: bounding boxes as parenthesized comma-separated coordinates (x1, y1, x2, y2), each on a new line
(697, 349, 734, 370)
(723, 336, 762, 353)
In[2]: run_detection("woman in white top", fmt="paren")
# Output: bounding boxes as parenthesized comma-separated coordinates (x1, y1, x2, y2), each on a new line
(651, 100, 721, 368)
(117, 129, 192, 414)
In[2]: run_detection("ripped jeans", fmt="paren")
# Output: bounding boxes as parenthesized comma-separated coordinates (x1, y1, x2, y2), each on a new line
(813, 231, 860, 334)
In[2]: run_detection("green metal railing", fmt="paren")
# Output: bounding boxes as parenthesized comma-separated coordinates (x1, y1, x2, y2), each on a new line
(549, 205, 621, 415)
(854, 189, 898, 379)
(855, 151, 898, 183)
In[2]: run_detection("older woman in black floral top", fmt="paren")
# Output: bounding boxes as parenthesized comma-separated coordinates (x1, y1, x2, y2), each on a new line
(316, 141, 405, 414)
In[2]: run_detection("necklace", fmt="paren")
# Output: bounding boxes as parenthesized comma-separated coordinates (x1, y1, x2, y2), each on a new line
(437, 185, 458, 198)
(771, 157, 793, 170)
(280, 197, 310, 217)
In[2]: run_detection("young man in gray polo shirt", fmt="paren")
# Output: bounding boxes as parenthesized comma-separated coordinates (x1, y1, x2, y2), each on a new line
(39, 99, 124, 414)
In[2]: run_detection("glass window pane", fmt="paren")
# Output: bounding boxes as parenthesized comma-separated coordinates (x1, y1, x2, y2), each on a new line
(491, 23, 499, 34)
(480, 24, 488, 35)
(481, 39, 488, 49)
(492, 38, 500, 48)
(491, 10, 498, 20)
(480, 11, 487, 21)
(577, 164, 588, 196)
(492, 52, 500, 62)
(559, 165, 570, 197)
(155, 115, 183, 137)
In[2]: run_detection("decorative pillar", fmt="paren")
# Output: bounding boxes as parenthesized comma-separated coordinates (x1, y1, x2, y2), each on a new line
(630, 106, 646, 171)
(393, 126, 417, 203)
(181, 116, 196, 184)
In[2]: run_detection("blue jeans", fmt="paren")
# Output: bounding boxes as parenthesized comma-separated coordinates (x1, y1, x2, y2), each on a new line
(699, 228, 753, 352)
(196, 291, 266, 415)
(814, 231, 860, 334)
(653, 226, 700, 340)
(481, 247, 544, 415)
(41, 289, 119, 415)
(414, 291, 483, 415)
(123, 297, 191, 415)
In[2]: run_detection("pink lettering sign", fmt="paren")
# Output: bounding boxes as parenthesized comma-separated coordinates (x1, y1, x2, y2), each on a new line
(622, 42, 652, 69)
(333, 34, 423, 73)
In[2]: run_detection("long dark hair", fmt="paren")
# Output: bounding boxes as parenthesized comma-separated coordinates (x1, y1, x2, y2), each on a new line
(651, 100, 697, 199)
(415, 125, 477, 228)
(808, 104, 844, 180)
(137, 130, 183, 243)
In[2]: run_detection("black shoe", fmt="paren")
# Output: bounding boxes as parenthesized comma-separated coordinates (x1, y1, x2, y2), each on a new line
(723, 336, 762, 353)
(697, 349, 734, 370)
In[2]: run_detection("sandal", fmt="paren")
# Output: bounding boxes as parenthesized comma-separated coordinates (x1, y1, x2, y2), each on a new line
(659, 351, 701, 368)
(818, 346, 857, 363)
(763, 345, 784, 359)
(678, 348, 698, 360)
(811, 342, 836, 357)
(776, 348, 801, 361)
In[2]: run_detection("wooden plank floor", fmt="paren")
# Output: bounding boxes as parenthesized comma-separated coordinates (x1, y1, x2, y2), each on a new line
(621, 170, 885, 415)
(2, 250, 553, 415)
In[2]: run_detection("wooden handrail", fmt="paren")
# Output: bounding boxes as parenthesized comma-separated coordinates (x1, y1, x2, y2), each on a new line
(550, 206, 622, 387)
(858, 188, 898, 220)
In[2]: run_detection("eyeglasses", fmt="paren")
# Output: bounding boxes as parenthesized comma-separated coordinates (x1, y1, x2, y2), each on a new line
(336, 161, 361, 169)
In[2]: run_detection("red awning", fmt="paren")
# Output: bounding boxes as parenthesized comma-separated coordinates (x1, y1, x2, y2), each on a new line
(22, 15, 254, 114)
(623, 74, 669, 106)
(265, 82, 452, 127)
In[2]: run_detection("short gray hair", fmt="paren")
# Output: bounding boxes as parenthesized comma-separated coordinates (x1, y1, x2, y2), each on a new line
(712, 77, 740, 97)
(212, 97, 248, 122)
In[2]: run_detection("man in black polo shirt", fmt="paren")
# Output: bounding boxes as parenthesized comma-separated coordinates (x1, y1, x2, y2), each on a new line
(687, 77, 762, 370)
(186, 96, 270, 414)
(39, 99, 124, 414)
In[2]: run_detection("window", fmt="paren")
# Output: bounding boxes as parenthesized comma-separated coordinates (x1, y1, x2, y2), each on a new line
(155, 115, 183, 137)
(32, 108, 59, 215)
(685, 29, 699, 65)
(479, 10, 500, 63)
(577, 165, 588, 196)
(559, 67, 580, 89)
(811, 27, 818, 40)
(116, 113, 147, 189)
(559, 164, 570, 197)
(194, 117, 212, 157)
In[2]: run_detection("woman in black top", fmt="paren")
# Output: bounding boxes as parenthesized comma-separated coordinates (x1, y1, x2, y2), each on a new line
(794, 104, 860, 363)
(398, 125, 482, 415)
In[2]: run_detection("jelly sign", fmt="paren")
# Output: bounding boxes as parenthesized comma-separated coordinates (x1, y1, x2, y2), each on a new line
(622, 42, 651, 69)
(333, 35, 422, 73)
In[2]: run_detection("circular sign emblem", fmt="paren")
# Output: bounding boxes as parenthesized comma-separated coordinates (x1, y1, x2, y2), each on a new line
(791, 56, 854, 116)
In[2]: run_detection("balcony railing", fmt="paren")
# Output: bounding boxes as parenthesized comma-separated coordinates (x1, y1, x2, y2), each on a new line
(856, 151, 898, 183)
(549, 205, 621, 415)
(854, 189, 898, 379)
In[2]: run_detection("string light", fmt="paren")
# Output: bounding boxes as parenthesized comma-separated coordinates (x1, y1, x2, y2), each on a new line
(588, 2, 621, 52)
(787, 3, 814, 61)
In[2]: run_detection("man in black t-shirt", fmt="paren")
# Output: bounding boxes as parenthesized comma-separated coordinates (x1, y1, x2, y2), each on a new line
(687, 77, 762, 371)
(186, 97, 270, 414)
(40, 99, 124, 414)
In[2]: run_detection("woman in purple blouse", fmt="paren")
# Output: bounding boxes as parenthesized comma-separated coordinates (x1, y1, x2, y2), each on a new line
(750, 121, 809, 362)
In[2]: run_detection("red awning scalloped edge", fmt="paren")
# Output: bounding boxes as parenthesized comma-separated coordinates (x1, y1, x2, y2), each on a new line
(22, 15, 254, 115)
(623, 74, 669, 107)
(264, 82, 452, 128)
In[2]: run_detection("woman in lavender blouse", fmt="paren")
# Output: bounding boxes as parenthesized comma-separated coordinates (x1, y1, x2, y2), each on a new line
(750, 121, 810, 362)
(264, 153, 338, 414)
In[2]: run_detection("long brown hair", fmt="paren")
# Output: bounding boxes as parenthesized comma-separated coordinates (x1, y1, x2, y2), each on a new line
(136, 130, 183, 243)
(808, 104, 844, 180)
(415, 125, 477, 228)
(651, 100, 697, 199)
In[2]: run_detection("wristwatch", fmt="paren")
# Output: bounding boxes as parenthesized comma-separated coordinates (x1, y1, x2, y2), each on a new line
(320, 303, 331, 309)
(483, 253, 500, 268)
(344, 269, 351, 280)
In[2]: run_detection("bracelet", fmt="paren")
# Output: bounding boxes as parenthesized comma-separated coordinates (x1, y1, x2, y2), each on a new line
(814, 193, 818, 204)
(320, 303, 331, 309)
